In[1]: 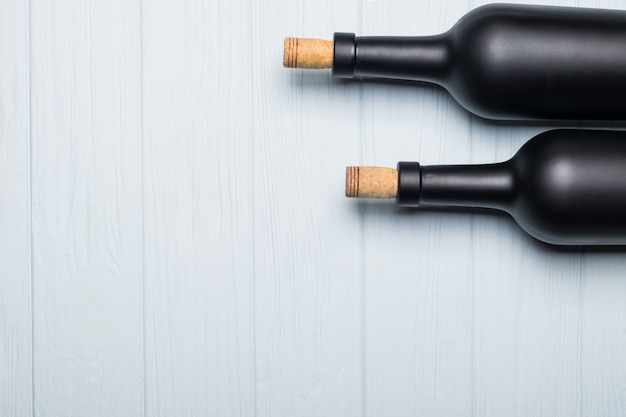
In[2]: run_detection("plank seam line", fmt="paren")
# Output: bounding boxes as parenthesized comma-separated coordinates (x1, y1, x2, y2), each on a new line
(27, 0, 35, 414)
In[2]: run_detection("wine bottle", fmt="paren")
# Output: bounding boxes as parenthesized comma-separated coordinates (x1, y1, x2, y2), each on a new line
(284, 4, 626, 120)
(345, 130, 626, 245)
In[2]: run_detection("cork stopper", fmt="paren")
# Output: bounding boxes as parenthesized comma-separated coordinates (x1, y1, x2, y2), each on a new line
(283, 38, 333, 69)
(345, 166, 398, 199)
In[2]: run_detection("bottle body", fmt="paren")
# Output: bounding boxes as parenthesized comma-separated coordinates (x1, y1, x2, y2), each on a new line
(334, 4, 626, 120)
(398, 130, 626, 245)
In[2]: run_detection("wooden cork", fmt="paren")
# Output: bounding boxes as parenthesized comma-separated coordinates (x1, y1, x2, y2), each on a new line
(345, 166, 398, 199)
(283, 38, 333, 69)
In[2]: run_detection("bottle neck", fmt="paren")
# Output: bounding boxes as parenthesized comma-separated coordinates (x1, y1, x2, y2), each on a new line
(396, 162, 516, 211)
(332, 33, 452, 83)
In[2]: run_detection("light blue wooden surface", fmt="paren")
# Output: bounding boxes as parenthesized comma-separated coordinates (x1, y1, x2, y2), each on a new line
(1, 0, 626, 416)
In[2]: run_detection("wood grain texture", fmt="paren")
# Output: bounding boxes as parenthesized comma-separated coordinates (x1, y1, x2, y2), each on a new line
(1, 0, 625, 416)
(359, 2, 476, 417)
(30, 0, 143, 414)
(251, 0, 364, 415)
(0, 1, 30, 416)
(358, 1, 626, 416)
(581, 254, 626, 417)
(466, 3, 626, 417)
(141, 0, 254, 415)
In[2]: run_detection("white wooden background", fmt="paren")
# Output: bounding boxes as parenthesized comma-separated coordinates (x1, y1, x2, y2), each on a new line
(2, 0, 626, 415)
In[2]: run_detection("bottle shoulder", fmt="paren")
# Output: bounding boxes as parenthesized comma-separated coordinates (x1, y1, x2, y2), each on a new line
(443, 4, 626, 120)
(510, 130, 626, 244)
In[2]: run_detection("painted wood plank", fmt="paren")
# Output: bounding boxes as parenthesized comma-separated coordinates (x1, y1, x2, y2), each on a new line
(141, 0, 254, 415)
(357, 1, 623, 416)
(250, 0, 364, 415)
(8, 0, 626, 416)
(358, 2, 477, 417)
(30, 0, 143, 414)
(469, 121, 585, 417)
(468, 2, 625, 417)
(581, 253, 626, 417)
(0, 1, 31, 415)
(569, 0, 626, 411)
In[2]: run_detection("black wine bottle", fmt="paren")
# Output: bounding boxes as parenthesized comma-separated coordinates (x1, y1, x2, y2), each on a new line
(286, 4, 626, 120)
(346, 130, 626, 245)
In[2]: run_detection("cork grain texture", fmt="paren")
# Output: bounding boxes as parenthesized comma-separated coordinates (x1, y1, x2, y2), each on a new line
(283, 37, 333, 69)
(345, 166, 398, 198)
